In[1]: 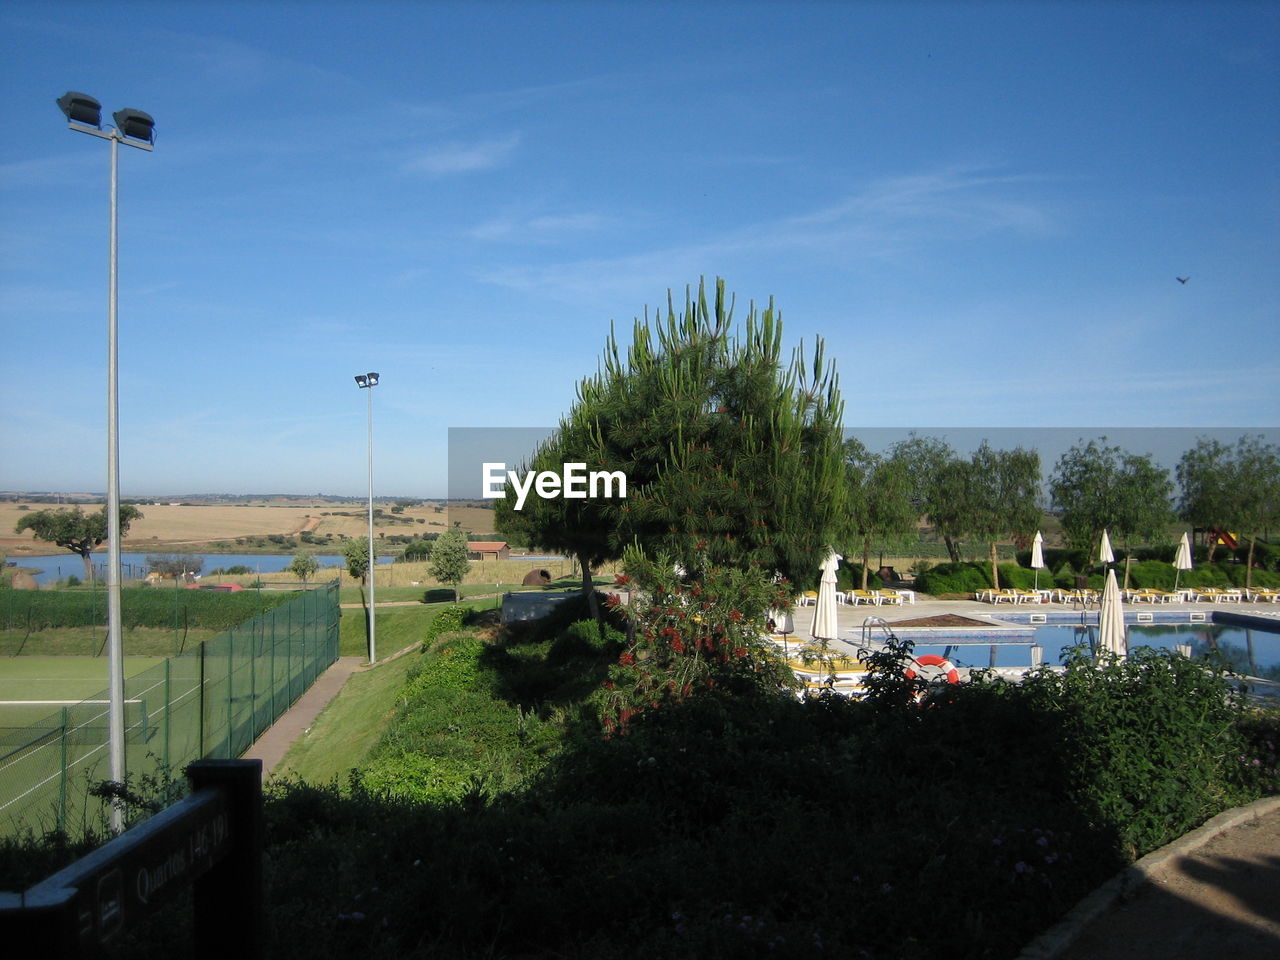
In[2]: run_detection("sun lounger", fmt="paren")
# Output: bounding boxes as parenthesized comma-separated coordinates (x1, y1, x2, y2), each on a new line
(796, 591, 818, 606)
(1246, 588, 1280, 602)
(849, 589, 882, 605)
(875, 590, 905, 605)
(1194, 588, 1243, 603)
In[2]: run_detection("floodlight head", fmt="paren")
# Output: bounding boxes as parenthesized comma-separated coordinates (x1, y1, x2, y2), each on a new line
(355, 374, 368, 387)
(57, 91, 102, 127)
(112, 108, 155, 145)
(366, 372, 379, 386)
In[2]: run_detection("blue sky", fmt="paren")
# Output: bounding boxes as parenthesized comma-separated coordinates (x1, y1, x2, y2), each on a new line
(1, 1, 1276, 498)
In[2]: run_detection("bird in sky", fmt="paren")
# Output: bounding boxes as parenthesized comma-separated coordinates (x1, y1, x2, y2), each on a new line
(1176, 276, 1190, 284)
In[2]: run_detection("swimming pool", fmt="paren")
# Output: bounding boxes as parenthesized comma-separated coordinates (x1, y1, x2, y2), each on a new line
(901, 622, 1280, 680)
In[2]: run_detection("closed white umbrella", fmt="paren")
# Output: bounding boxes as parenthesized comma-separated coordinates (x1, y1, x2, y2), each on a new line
(1173, 533, 1193, 591)
(768, 608, 795, 656)
(1096, 567, 1127, 659)
(1098, 529, 1115, 565)
(811, 551, 841, 643)
(1031, 531, 1045, 590)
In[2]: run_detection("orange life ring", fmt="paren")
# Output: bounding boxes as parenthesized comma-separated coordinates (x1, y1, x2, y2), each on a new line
(905, 654, 960, 684)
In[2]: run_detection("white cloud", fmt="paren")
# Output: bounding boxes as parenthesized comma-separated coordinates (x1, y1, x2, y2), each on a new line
(466, 211, 608, 242)
(476, 164, 1060, 301)
(402, 134, 522, 176)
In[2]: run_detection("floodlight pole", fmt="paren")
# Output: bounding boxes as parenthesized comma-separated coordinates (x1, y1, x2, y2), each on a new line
(355, 373, 379, 664)
(59, 94, 154, 834)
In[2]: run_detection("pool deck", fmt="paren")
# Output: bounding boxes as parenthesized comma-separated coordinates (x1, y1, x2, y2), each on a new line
(784, 592, 1280, 695)
(791, 591, 1280, 641)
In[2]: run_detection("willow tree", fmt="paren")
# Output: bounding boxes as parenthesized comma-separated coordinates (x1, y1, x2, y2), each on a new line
(496, 277, 846, 596)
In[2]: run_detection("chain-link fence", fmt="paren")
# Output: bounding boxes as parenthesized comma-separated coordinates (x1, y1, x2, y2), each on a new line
(0, 582, 339, 838)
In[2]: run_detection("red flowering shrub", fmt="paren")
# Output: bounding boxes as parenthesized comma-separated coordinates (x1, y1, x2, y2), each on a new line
(594, 548, 797, 733)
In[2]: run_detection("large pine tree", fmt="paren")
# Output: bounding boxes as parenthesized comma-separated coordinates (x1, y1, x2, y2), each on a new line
(496, 278, 847, 592)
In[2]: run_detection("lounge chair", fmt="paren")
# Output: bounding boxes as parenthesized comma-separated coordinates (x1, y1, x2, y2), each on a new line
(875, 590, 905, 606)
(1246, 588, 1279, 602)
(796, 591, 818, 606)
(1194, 587, 1243, 603)
(849, 589, 881, 605)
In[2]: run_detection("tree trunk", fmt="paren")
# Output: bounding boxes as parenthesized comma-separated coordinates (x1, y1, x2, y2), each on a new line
(989, 541, 1000, 591)
(79, 549, 95, 582)
(944, 535, 961, 563)
(1246, 533, 1257, 589)
(861, 535, 872, 590)
(579, 552, 600, 630)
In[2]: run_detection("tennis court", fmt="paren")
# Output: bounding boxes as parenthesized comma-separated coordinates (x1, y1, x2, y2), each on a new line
(0, 585, 340, 838)
(0, 656, 166, 726)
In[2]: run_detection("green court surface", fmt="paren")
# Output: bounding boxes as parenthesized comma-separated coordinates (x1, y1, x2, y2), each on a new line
(0, 656, 165, 727)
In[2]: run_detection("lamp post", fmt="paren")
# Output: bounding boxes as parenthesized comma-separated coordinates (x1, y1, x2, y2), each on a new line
(354, 372, 379, 664)
(57, 92, 155, 834)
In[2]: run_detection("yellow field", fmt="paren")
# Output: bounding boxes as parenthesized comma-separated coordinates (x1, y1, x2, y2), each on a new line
(0, 500, 501, 556)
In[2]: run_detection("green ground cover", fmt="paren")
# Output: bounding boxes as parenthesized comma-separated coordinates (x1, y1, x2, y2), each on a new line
(5, 591, 1278, 959)
(274, 652, 420, 785)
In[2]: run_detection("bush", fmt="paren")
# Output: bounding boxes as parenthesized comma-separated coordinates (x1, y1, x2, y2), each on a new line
(422, 605, 469, 645)
(913, 561, 992, 595)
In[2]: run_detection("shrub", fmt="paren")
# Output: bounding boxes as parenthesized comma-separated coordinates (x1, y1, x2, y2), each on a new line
(422, 605, 468, 645)
(913, 561, 992, 595)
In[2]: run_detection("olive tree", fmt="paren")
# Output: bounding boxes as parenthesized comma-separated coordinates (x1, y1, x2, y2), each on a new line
(16, 505, 143, 580)
(841, 438, 918, 589)
(1051, 438, 1174, 585)
(966, 442, 1041, 590)
(1180, 435, 1280, 585)
(429, 528, 471, 602)
(289, 551, 320, 585)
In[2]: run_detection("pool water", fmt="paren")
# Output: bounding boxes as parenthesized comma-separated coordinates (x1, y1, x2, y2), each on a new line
(910, 622, 1280, 680)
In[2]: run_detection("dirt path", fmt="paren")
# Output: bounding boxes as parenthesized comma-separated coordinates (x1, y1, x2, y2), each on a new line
(1021, 798, 1280, 959)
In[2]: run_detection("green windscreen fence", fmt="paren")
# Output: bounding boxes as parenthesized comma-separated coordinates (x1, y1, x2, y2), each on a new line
(0, 582, 339, 838)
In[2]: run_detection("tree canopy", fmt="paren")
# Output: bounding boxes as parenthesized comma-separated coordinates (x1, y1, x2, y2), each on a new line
(1178, 434, 1280, 583)
(497, 278, 847, 594)
(429, 528, 471, 602)
(1050, 438, 1173, 585)
(966, 442, 1041, 590)
(146, 554, 204, 582)
(841, 438, 918, 589)
(289, 552, 320, 585)
(343, 537, 369, 584)
(15, 505, 143, 579)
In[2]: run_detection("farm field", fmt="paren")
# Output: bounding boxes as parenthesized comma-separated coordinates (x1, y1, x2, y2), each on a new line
(0, 499, 502, 557)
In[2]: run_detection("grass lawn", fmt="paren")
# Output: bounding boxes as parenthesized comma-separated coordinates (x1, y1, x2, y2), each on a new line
(338, 596, 503, 658)
(273, 650, 422, 785)
(0, 626, 220, 658)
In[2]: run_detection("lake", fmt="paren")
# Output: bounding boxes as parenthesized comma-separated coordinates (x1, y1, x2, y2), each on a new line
(6, 552, 392, 586)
